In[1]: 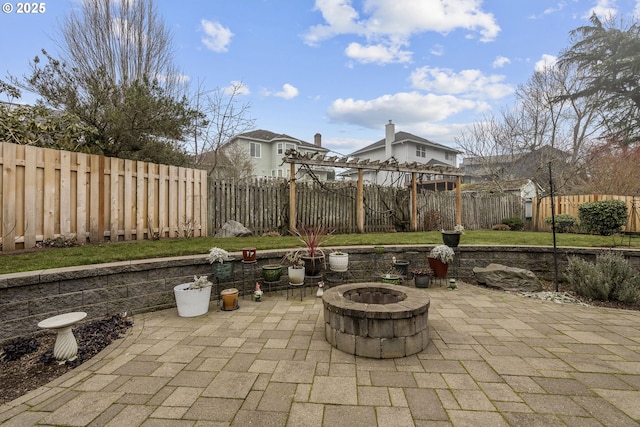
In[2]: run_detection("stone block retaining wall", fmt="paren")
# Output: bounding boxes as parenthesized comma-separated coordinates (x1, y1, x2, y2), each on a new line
(1, 245, 639, 341)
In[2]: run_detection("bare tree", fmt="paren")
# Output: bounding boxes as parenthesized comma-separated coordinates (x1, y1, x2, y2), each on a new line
(458, 64, 599, 194)
(5, 0, 197, 164)
(191, 81, 255, 177)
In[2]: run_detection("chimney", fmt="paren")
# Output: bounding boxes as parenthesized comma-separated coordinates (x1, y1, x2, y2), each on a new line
(314, 133, 322, 147)
(385, 120, 395, 159)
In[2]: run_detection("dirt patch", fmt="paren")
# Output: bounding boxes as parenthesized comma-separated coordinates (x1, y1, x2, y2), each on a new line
(0, 313, 133, 406)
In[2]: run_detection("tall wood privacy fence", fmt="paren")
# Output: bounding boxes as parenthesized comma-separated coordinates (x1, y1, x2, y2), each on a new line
(0, 141, 207, 251)
(208, 179, 524, 234)
(533, 194, 640, 233)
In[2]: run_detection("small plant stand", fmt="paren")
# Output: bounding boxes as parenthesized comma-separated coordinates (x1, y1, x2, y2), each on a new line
(37, 311, 87, 364)
(262, 279, 281, 295)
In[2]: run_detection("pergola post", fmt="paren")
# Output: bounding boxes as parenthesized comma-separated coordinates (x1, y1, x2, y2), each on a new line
(456, 175, 462, 226)
(289, 162, 297, 233)
(357, 169, 364, 233)
(411, 172, 418, 232)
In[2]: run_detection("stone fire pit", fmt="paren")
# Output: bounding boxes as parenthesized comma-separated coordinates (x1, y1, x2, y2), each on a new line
(322, 283, 430, 359)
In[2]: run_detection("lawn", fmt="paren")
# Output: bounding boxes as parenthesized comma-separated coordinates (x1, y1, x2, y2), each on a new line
(0, 230, 638, 275)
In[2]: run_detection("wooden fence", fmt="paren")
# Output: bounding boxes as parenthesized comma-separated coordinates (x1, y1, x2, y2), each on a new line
(532, 194, 640, 232)
(0, 141, 207, 251)
(208, 179, 524, 234)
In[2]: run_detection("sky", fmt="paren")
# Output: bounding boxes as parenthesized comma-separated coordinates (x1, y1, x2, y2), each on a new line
(2, 0, 640, 157)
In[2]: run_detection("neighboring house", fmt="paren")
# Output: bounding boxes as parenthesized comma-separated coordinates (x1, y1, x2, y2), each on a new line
(341, 121, 462, 189)
(462, 146, 570, 184)
(210, 130, 332, 180)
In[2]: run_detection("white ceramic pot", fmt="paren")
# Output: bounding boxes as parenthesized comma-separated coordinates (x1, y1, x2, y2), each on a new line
(329, 252, 349, 272)
(288, 266, 305, 285)
(173, 283, 212, 317)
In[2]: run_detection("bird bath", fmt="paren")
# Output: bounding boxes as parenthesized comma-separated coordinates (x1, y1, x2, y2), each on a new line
(37, 312, 87, 363)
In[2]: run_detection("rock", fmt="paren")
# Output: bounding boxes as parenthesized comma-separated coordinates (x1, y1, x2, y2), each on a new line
(214, 220, 253, 238)
(473, 263, 542, 292)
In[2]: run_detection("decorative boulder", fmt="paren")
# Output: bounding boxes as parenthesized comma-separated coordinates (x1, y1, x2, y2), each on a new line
(214, 220, 253, 238)
(473, 263, 542, 292)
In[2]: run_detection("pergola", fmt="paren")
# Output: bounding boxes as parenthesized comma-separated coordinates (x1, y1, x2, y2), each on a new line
(283, 150, 465, 233)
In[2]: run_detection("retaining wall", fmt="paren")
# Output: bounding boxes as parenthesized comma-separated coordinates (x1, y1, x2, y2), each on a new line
(2, 246, 639, 341)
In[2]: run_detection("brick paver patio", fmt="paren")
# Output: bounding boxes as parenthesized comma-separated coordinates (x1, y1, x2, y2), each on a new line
(2, 282, 640, 426)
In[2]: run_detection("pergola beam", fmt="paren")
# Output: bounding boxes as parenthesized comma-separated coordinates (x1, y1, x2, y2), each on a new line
(283, 150, 465, 233)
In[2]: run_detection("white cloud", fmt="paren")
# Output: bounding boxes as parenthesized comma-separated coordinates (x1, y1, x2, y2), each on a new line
(304, 0, 501, 65)
(201, 19, 233, 52)
(222, 81, 250, 96)
(534, 54, 557, 72)
(345, 42, 412, 64)
(262, 83, 299, 99)
(409, 66, 513, 100)
(584, 0, 618, 19)
(492, 56, 511, 68)
(275, 84, 299, 99)
(327, 92, 478, 128)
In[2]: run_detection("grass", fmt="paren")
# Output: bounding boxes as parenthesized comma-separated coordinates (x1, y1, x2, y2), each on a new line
(1, 230, 638, 275)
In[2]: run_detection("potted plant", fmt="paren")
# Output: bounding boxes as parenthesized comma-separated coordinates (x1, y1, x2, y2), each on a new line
(294, 226, 331, 276)
(242, 247, 257, 262)
(441, 224, 464, 247)
(380, 273, 402, 285)
(282, 251, 305, 285)
(261, 264, 283, 282)
(428, 245, 455, 277)
(207, 247, 234, 280)
(328, 250, 349, 272)
(173, 275, 213, 317)
(411, 268, 433, 288)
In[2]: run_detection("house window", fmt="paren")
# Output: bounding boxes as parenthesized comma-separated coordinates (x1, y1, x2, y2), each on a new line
(416, 145, 426, 158)
(285, 143, 296, 152)
(250, 142, 261, 158)
(445, 152, 453, 161)
(277, 143, 283, 155)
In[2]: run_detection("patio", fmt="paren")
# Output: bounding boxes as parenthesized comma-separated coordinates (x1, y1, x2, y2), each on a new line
(2, 282, 640, 426)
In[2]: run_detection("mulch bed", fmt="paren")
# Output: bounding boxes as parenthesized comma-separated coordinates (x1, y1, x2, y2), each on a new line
(0, 313, 133, 406)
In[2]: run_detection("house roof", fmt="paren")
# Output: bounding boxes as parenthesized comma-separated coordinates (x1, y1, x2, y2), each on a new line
(235, 129, 329, 152)
(349, 131, 462, 156)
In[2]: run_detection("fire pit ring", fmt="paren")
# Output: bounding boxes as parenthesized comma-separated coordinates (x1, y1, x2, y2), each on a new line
(322, 283, 430, 359)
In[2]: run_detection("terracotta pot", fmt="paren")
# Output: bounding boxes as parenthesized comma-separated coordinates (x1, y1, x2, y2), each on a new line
(428, 257, 449, 278)
(220, 288, 239, 311)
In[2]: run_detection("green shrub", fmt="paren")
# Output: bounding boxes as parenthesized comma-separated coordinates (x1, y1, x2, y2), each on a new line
(492, 224, 510, 231)
(501, 217, 524, 231)
(544, 214, 578, 233)
(565, 252, 640, 303)
(578, 200, 628, 236)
